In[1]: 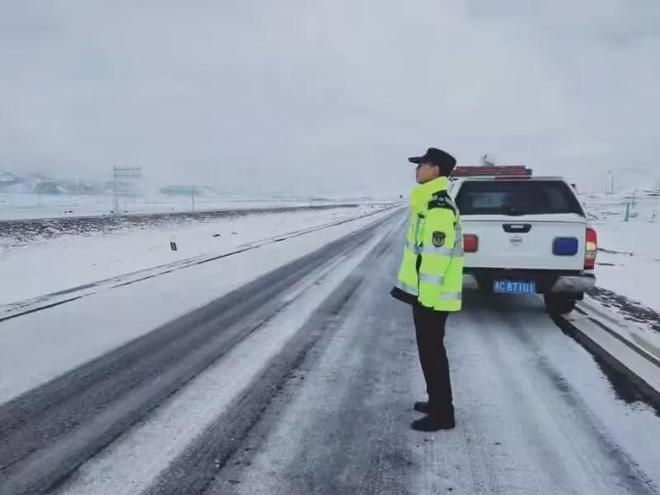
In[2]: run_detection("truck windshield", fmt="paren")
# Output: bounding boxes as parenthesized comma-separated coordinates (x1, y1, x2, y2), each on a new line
(455, 180, 585, 216)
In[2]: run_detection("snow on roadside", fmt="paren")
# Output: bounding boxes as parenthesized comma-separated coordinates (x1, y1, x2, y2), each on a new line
(0, 205, 390, 306)
(0, 190, 390, 221)
(582, 189, 660, 313)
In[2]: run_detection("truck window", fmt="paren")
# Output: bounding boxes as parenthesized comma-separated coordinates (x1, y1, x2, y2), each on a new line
(455, 181, 584, 216)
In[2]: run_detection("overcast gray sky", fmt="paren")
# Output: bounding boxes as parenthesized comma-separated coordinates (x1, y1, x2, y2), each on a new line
(1, 0, 659, 196)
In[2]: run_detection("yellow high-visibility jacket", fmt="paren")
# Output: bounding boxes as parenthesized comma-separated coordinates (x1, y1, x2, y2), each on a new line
(391, 176, 464, 311)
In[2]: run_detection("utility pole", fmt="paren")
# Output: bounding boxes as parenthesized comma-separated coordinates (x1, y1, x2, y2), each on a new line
(112, 169, 119, 215)
(606, 170, 614, 194)
(112, 166, 142, 216)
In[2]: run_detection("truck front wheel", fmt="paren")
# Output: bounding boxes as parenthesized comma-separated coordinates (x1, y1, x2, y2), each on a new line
(544, 294, 578, 315)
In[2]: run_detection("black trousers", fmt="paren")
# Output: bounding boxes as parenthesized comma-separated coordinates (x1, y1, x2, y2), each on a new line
(412, 303, 454, 416)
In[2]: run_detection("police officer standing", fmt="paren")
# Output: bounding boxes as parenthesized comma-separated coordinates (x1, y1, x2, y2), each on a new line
(391, 148, 464, 432)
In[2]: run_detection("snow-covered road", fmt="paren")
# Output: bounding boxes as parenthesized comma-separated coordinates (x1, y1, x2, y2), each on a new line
(0, 210, 658, 495)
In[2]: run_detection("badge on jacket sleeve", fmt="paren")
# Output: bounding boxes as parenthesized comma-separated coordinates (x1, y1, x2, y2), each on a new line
(432, 231, 446, 247)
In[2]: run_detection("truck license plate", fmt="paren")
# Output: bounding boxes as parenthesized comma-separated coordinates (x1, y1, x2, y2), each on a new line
(493, 280, 537, 295)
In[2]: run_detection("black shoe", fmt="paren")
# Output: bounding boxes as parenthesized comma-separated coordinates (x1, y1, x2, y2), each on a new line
(414, 401, 430, 414)
(411, 414, 456, 432)
(414, 400, 455, 416)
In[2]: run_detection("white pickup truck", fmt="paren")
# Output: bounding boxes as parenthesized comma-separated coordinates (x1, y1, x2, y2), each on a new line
(450, 170, 597, 314)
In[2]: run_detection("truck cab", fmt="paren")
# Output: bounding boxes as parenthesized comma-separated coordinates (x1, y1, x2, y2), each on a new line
(449, 166, 597, 314)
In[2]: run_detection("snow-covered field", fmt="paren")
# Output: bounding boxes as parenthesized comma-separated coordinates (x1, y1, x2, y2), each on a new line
(0, 191, 389, 220)
(582, 188, 660, 313)
(0, 204, 393, 306)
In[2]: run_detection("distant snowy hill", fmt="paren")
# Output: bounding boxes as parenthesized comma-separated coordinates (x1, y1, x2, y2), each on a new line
(0, 171, 128, 195)
(0, 172, 41, 193)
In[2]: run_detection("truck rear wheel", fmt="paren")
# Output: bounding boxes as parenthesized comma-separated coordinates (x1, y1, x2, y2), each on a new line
(544, 294, 577, 315)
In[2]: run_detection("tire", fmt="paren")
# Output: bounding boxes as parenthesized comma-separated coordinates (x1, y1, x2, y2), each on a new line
(544, 294, 577, 315)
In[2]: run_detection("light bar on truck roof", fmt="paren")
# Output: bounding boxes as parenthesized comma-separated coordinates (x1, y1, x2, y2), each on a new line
(452, 165, 533, 177)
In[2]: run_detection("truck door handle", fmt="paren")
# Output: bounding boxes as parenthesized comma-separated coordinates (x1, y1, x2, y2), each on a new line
(503, 224, 532, 233)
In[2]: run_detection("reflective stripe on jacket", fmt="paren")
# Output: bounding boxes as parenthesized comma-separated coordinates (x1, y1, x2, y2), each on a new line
(394, 176, 464, 312)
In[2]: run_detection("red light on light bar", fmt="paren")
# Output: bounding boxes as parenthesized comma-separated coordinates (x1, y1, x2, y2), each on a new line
(452, 166, 532, 177)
